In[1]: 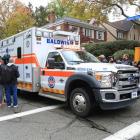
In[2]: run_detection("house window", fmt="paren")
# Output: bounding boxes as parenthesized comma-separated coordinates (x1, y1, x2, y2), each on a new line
(69, 26, 79, 33)
(96, 31, 104, 40)
(84, 28, 93, 38)
(117, 32, 124, 39)
(134, 34, 135, 40)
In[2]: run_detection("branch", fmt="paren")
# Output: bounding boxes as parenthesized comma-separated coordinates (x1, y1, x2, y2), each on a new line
(128, 0, 140, 9)
(111, 3, 140, 26)
(87, 0, 140, 26)
(131, 3, 140, 8)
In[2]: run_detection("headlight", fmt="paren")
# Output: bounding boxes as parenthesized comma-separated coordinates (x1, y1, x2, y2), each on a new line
(95, 72, 113, 88)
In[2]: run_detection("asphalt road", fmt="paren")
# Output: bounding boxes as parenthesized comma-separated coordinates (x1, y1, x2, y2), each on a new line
(0, 91, 140, 140)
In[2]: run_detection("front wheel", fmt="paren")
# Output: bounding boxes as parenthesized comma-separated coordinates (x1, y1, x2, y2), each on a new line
(70, 88, 93, 117)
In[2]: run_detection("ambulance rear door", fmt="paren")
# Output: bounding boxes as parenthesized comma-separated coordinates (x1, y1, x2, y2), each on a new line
(23, 30, 33, 91)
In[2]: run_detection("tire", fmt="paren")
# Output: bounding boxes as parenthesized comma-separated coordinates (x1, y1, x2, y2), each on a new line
(70, 88, 93, 117)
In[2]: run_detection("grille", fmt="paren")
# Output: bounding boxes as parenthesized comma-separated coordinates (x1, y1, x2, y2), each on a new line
(116, 70, 139, 91)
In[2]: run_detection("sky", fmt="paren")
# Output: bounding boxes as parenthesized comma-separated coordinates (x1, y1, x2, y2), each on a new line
(20, 0, 139, 22)
(20, 0, 52, 9)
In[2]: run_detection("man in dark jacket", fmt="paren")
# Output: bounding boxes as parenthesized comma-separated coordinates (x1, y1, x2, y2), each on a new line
(0, 57, 4, 106)
(5, 58, 20, 108)
(121, 54, 132, 65)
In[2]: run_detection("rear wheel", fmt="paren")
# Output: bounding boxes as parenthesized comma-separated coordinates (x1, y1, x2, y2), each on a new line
(70, 88, 93, 117)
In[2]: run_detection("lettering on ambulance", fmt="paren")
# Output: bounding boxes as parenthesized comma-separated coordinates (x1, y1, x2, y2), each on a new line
(46, 38, 74, 45)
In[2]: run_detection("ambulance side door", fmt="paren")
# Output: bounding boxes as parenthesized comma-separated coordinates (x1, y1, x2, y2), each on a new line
(43, 52, 66, 94)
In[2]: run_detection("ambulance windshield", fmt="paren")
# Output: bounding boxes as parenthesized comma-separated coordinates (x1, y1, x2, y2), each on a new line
(61, 50, 100, 65)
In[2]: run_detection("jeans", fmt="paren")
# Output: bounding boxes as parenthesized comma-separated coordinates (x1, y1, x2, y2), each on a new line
(5, 84, 18, 106)
(0, 85, 3, 104)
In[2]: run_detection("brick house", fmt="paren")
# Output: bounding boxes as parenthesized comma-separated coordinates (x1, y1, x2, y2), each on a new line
(100, 19, 140, 41)
(43, 17, 107, 44)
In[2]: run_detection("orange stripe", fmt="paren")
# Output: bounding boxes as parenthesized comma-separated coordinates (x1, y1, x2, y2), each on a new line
(17, 82, 32, 90)
(41, 69, 74, 77)
(41, 87, 64, 94)
(15, 56, 39, 67)
(11, 53, 40, 67)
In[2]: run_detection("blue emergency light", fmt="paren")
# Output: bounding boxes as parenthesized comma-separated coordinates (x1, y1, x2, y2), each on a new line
(127, 15, 140, 21)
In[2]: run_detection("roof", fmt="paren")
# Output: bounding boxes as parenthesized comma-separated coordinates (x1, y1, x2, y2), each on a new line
(108, 19, 133, 31)
(43, 17, 106, 31)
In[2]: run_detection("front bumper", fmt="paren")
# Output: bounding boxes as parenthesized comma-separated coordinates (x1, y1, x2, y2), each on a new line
(100, 99, 137, 110)
(98, 88, 139, 110)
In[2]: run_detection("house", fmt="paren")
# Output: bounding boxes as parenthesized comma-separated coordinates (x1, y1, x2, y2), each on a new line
(43, 17, 107, 44)
(100, 19, 140, 41)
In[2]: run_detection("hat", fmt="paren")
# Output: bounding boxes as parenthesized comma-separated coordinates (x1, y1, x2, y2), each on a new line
(2, 54, 10, 60)
(99, 55, 105, 58)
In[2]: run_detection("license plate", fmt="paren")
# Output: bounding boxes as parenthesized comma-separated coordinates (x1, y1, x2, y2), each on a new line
(131, 92, 137, 99)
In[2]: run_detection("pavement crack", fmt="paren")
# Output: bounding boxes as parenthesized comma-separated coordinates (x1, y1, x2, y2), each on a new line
(77, 117, 112, 134)
(49, 117, 77, 140)
(113, 118, 129, 125)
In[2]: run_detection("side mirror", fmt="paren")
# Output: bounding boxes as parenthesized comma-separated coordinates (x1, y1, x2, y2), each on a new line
(47, 58, 55, 69)
(58, 62, 65, 69)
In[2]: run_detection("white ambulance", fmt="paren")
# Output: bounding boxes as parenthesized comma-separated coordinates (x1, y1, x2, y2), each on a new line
(0, 27, 139, 117)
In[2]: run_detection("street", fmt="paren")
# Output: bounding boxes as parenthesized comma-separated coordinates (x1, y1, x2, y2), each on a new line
(0, 92, 140, 140)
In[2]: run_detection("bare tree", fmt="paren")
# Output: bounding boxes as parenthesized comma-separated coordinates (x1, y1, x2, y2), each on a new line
(0, 0, 22, 26)
(87, 0, 140, 25)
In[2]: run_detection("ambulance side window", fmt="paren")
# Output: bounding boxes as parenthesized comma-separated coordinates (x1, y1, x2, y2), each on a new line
(47, 52, 65, 69)
(17, 47, 21, 58)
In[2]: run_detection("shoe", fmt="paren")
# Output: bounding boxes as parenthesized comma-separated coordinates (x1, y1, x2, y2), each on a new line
(8, 106, 12, 108)
(13, 105, 18, 108)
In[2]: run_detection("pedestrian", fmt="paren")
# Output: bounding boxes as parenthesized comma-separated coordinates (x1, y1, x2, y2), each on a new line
(2, 57, 20, 108)
(121, 54, 132, 65)
(108, 56, 115, 63)
(98, 55, 108, 63)
(0, 57, 5, 107)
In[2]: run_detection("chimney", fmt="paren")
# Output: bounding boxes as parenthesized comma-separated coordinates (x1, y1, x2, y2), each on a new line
(48, 11, 56, 23)
(89, 18, 98, 27)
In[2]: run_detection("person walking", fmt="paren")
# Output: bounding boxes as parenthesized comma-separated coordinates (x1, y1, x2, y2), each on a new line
(3, 57, 20, 108)
(0, 57, 5, 107)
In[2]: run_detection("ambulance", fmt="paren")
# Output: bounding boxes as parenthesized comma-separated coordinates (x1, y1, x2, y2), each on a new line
(0, 27, 139, 117)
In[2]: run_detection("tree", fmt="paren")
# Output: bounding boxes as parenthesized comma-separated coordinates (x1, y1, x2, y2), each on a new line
(2, 5, 35, 38)
(48, 0, 108, 22)
(0, 0, 23, 26)
(33, 6, 49, 27)
(87, 0, 140, 25)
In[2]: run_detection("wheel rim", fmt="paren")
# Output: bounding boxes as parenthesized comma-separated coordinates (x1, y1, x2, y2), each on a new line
(73, 93, 87, 113)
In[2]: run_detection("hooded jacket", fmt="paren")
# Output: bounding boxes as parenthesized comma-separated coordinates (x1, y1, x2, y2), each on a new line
(7, 63, 20, 84)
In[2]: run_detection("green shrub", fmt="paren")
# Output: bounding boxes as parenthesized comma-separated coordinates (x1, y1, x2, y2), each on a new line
(83, 40, 140, 57)
(113, 49, 134, 60)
